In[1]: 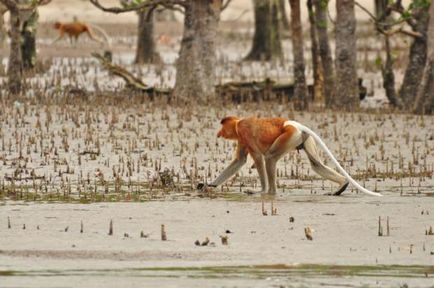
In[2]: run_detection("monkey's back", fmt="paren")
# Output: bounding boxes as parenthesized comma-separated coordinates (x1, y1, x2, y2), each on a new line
(62, 23, 88, 36)
(237, 117, 289, 153)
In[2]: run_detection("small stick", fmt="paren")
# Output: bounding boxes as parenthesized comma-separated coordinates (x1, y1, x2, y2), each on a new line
(220, 235, 228, 245)
(161, 224, 167, 241)
(262, 199, 267, 216)
(7, 216, 11, 229)
(108, 219, 113, 235)
(271, 201, 277, 215)
(378, 216, 383, 237)
(80, 220, 83, 233)
(386, 217, 390, 236)
(304, 227, 313, 240)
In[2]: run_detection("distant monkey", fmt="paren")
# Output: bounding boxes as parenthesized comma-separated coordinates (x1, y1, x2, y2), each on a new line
(201, 117, 381, 197)
(52, 19, 109, 46)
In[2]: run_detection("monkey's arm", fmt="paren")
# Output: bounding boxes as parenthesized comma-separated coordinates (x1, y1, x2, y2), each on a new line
(51, 30, 64, 45)
(209, 144, 247, 187)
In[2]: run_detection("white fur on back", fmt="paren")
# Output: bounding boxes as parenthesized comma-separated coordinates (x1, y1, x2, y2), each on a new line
(283, 120, 302, 130)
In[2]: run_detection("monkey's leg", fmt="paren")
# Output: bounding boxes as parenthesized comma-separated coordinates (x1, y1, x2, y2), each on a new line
(302, 135, 348, 195)
(86, 30, 103, 44)
(250, 152, 268, 194)
(265, 128, 303, 194)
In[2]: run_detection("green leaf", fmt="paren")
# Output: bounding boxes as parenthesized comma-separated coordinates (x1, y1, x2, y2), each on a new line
(375, 56, 383, 68)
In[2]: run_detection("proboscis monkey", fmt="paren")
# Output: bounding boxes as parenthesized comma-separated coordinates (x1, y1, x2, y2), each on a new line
(52, 19, 109, 46)
(200, 117, 382, 197)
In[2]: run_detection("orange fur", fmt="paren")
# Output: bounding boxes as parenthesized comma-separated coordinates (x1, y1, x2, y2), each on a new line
(54, 22, 89, 38)
(208, 115, 368, 196)
(53, 21, 101, 44)
(217, 117, 291, 155)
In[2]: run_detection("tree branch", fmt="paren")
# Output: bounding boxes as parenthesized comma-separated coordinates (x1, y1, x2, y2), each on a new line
(221, 0, 232, 11)
(354, 1, 376, 22)
(390, 28, 423, 38)
(89, 0, 186, 14)
(354, 1, 421, 38)
(388, 0, 418, 31)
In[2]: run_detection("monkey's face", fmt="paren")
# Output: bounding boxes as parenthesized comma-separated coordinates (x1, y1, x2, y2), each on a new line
(217, 117, 239, 140)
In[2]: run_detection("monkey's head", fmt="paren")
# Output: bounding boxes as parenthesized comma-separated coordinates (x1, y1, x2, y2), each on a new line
(54, 22, 62, 29)
(217, 116, 239, 140)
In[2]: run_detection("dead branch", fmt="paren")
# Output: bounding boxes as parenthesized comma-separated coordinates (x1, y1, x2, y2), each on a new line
(5, 175, 45, 182)
(79, 150, 100, 156)
(92, 52, 170, 94)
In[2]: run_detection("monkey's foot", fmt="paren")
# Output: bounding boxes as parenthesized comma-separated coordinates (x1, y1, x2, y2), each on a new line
(329, 182, 349, 196)
(196, 183, 216, 191)
(243, 189, 266, 195)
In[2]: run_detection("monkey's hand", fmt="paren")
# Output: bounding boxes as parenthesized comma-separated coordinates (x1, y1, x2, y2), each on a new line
(197, 183, 216, 191)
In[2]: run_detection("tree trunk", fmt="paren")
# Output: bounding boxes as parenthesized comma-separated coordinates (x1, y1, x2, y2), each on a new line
(374, 0, 402, 108)
(289, 0, 308, 109)
(414, 2, 434, 114)
(135, 8, 160, 64)
(374, 0, 386, 18)
(399, 7, 430, 107)
(21, 8, 38, 70)
(8, 8, 23, 94)
(414, 59, 434, 113)
(313, 0, 335, 107)
(245, 0, 282, 61)
(173, 1, 221, 102)
(382, 35, 402, 108)
(0, 4, 7, 48)
(279, 0, 290, 30)
(335, 0, 358, 109)
(307, 0, 324, 105)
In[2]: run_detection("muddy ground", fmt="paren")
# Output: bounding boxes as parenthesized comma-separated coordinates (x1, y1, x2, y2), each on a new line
(0, 13, 433, 288)
(1, 195, 434, 287)
(0, 102, 433, 287)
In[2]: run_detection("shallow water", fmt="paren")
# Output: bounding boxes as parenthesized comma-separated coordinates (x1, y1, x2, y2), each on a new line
(2, 264, 434, 288)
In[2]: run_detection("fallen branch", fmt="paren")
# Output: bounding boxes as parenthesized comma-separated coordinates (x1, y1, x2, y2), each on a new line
(92, 52, 170, 94)
(4, 175, 45, 182)
(79, 150, 100, 156)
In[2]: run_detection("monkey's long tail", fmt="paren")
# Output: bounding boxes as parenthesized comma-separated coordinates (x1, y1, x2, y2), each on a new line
(87, 23, 112, 48)
(288, 121, 382, 197)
